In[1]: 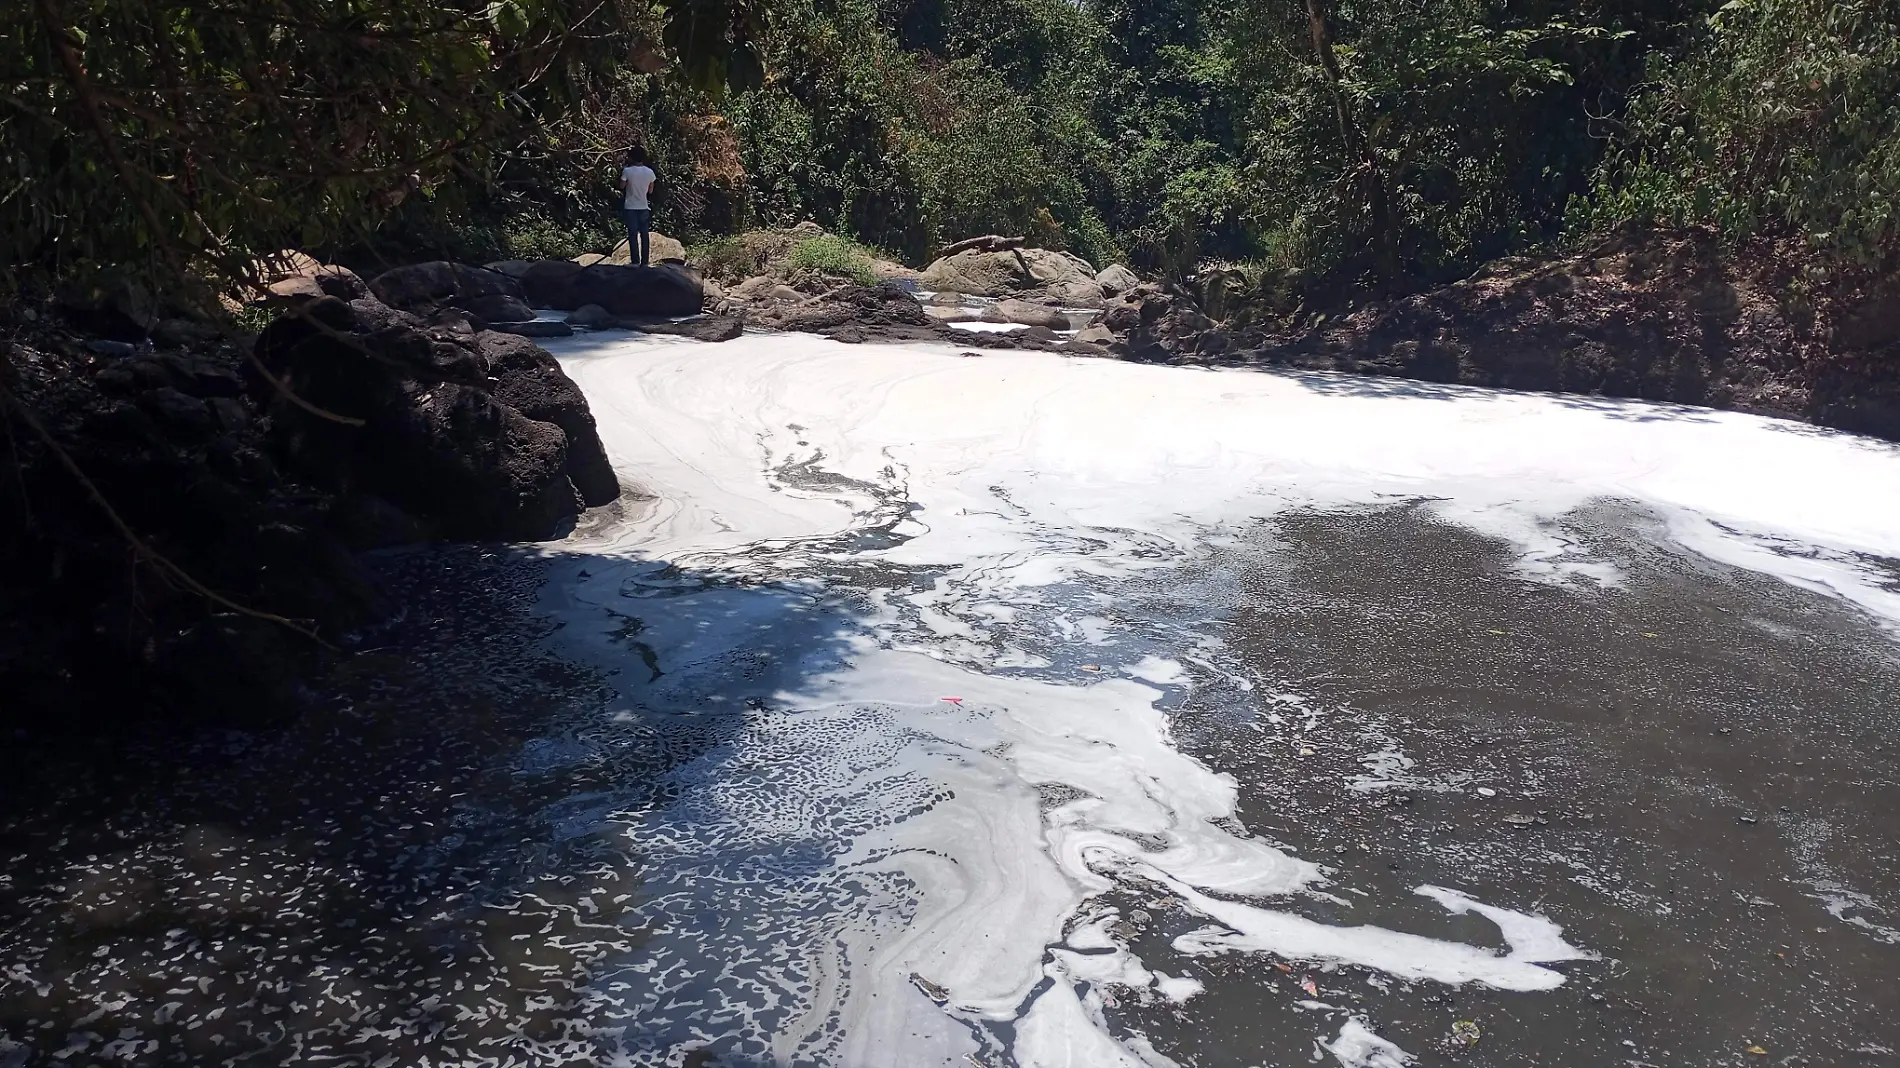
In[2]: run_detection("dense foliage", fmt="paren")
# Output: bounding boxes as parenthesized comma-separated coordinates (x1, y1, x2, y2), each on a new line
(5, 0, 1895, 302)
(1571, 0, 1900, 263)
(0, 0, 762, 296)
(674, 0, 1896, 296)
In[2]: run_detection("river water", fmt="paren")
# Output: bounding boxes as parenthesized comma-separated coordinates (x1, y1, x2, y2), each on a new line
(4, 333, 1900, 1067)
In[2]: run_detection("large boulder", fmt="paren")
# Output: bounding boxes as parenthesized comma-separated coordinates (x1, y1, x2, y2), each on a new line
(1107, 285, 1219, 362)
(253, 295, 615, 541)
(356, 383, 578, 542)
(1095, 264, 1139, 296)
(923, 304, 981, 324)
(606, 232, 689, 264)
(522, 262, 703, 318)
(56, 274, 157, 339)
(459, 293, 537, 325)
(921, 247, 1103, 305)
(520, 260, 588, 307)
(369, 262, 522, 311)
(477, 331, 620, 506)
(259, 250, 367, 303)
(983, 299, 1072, 330)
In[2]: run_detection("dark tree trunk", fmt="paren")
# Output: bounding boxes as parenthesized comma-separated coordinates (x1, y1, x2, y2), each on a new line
(1302, 0, 1399, 289)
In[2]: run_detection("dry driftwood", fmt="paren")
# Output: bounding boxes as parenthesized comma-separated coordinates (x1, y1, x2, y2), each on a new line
(939, 234, 1027, 258)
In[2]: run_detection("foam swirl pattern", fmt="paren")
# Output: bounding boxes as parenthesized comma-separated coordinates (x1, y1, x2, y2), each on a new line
(533, 332, 1900, 1066)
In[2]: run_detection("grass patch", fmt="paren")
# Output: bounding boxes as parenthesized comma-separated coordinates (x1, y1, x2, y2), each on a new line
(688, 234, 778, 282)
(785, 235, 879, 286)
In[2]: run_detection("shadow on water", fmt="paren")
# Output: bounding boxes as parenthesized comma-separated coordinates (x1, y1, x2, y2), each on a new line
(1269, 366, 1731, 426)
(0, 538, 855, 1068)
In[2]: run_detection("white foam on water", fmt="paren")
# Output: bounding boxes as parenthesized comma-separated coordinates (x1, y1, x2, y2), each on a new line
(1325, 1018, 1415, 1068)
(1167, 873, 1589, 990)
(535, 332, 1900, 1065)
(948, 320, 1033, 333)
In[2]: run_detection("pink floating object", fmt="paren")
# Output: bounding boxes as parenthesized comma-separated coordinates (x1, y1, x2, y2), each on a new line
(940, 697, 964, 705)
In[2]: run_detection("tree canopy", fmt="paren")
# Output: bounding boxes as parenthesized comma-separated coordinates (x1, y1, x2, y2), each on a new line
(5, 0, 1895, 303)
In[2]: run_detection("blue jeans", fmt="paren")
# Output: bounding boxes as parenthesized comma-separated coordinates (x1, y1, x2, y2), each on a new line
(622, 208, 651, 266)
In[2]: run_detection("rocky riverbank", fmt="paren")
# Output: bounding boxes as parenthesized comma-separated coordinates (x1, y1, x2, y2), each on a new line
(1211, 228, 1900, 442)
(7, 223, 1895, 753)
(0, 258, 640, 749)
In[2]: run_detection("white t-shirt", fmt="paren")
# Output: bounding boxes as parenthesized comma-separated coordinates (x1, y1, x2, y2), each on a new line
(621, 165, 656, 210)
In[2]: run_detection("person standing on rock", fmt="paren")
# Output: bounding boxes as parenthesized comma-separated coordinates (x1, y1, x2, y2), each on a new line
(619, 147, 658, 266)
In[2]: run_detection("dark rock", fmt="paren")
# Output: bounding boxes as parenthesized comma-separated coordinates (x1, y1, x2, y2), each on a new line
(1243, 228, 1900, 442)
(631, 315, 745, 342)
(257, 307, 592, 540)
(519, 260, 587, 307)
(157, 354, 244, 398)
(1102, 302, 1141, 333)
(478, 331, 619, 507)
(522, 262, 703, 317)
(86, 339, 137, 359)
(331, 492, 429, 550)
(486, 320, 573, 339)
(459, 294, 537, 325)
(207, 396, 252, 433)
(57, 275, 157, 339)
(354, 385, 578, 541)
(253, 295, 360, 378)
(142, 387, 216, 440)
(756, 283, 931, 334)
(312, 266, 368, 302)
(347, 296, 419, 333)
(369, 262, 522, 311)
(422, 306, 479, 335)
(152, 317, 220, 348)
(83, 401, 160, 444)
(367, 325, 487, 387)
(93, 363, 138, 394)
(159, 615, 313, 728)
(129, 358, 174, 391)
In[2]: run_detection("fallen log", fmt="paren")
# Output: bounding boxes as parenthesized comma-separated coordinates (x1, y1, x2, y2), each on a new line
(938, 234, 1027, 257)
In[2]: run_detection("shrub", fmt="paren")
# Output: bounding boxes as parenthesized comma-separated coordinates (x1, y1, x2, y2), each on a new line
(1569, 0, 1900, 261)
(785, 235, 879, 285)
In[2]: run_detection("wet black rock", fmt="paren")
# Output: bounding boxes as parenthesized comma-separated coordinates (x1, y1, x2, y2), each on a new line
(351, 382, 578, 542)
(630, 315, 746, 342)
(487, 320, 574, 339)
(520, 261, 703, 318)
(141, 386, 216, 441)
(460, 293, 537, 325)
(479, 331, 620, 507)
(56, 274, 157, 339)
(252, 296, 616, 541)
(368, 261, 522, 311)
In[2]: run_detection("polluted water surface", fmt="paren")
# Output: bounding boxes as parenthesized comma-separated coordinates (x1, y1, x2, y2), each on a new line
(3, 330, 1898, 1067)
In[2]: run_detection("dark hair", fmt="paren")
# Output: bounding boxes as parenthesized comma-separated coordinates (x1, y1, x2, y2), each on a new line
(626, 146, 647, 165)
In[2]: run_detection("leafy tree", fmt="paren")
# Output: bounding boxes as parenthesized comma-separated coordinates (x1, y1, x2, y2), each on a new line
(1, 0, 764, 297)
(1571, 0, 1900, 261)
(1222, 0, 1632, 296)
